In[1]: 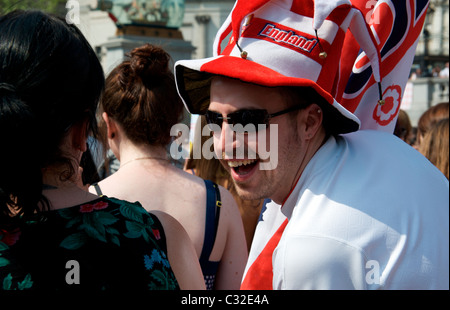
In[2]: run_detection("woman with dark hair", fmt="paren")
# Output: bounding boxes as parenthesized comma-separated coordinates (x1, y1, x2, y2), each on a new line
(90, 44, 248, 290)
(0, 10, 204, 290)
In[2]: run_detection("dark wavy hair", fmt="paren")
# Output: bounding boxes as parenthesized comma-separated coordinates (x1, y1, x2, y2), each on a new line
(0, 10, 104, 224)
(98, 44, 184, 149)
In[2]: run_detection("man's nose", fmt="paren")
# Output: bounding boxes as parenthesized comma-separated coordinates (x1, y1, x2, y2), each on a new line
(214, 121, 236, 159)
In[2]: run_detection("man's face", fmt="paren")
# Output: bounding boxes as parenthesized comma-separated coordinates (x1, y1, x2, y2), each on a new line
(209, 77, 306, 204)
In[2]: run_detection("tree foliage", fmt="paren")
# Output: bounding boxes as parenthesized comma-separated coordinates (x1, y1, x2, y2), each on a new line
(0, 0, 67, 15)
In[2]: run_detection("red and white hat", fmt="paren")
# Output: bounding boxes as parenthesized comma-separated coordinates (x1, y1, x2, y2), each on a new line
(174, 0, 382, 134)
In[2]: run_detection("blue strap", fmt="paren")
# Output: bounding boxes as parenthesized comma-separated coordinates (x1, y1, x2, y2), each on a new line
(199, 180, 221, 272)
(91, 183, 103, 197)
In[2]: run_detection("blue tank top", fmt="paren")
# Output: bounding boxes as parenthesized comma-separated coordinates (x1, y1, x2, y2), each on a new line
(200, 179, 221, 290)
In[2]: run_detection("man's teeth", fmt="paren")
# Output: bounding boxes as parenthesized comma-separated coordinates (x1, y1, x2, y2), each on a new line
(227, 159, 257, 168)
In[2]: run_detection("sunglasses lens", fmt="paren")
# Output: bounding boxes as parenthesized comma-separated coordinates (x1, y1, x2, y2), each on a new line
(205, 110, 269, 133)
(231, 110, 267, 132)
(205, 111, 222, 132)
(240, 110, 255, 126)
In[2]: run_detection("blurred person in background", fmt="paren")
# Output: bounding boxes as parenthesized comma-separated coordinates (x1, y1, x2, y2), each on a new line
(415, 102, 449, 149)
(419, 118, 449, 180)
(394, 109, 414, 145)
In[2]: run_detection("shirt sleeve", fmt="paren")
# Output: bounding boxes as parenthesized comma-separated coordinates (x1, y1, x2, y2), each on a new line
(273, 235, 369, 290)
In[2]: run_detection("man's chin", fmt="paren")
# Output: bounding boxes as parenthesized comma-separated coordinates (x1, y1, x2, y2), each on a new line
(232, 181, 265, 201)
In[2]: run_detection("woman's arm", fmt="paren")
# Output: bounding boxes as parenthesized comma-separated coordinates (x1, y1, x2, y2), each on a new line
(151, 210, 206, 290)
(214, 187, 248, 290)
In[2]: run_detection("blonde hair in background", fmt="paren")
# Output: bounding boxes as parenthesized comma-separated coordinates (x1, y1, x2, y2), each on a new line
(416, 102, 449, 147)
(419, 118, 449, 180)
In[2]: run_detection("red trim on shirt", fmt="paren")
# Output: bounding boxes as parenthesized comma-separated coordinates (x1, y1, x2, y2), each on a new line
(240, 219, 288, 290)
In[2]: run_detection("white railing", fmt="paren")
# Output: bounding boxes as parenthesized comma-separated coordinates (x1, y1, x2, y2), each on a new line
(402, 77, 449, 126)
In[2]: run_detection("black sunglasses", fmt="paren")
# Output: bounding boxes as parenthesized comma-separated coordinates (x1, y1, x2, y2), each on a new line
(205, 104, 306, 133)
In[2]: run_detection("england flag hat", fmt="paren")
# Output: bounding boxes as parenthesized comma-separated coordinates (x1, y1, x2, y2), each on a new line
(174, 0, 383, 134)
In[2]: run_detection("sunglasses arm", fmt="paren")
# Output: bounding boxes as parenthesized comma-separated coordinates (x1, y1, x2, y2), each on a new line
(267, 104, 307, 119)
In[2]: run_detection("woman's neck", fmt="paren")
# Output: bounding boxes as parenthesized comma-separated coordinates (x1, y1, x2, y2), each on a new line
(42, 163, 82, 189)
(117, 143, 169, 169)
(41, 167, 98, 211)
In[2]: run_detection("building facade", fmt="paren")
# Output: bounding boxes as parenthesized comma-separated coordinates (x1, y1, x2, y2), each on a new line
(415, 0, 449, 73)
(409, 0, 449, 125)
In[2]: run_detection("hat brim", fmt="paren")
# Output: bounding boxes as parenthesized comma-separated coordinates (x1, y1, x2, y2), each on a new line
(175, 55, 360, 134)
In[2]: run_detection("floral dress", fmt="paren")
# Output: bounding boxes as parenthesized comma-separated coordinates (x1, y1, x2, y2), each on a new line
(0, 197, 179, 290)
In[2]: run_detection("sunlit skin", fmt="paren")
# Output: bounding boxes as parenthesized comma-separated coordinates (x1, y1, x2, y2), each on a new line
(209, 76, 327, 205)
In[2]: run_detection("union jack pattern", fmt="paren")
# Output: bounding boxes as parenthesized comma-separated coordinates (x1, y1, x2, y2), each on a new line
(337, 0, 430, 132)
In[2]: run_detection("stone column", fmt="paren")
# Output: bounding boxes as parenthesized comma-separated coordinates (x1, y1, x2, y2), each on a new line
(195, 14, 211, 59)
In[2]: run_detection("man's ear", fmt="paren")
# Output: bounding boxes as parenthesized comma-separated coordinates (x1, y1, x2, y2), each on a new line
(301, 103, 323, 140)
(102, 112, 117, 140)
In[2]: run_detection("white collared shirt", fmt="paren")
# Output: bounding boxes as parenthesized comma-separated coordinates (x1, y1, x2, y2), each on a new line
(243, 130, 449, 290)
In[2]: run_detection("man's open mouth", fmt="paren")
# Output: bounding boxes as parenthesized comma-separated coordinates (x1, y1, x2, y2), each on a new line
(227, 159, 259, 176)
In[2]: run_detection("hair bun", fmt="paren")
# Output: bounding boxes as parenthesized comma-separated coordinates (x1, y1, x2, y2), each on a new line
(129, 44, 170, 83)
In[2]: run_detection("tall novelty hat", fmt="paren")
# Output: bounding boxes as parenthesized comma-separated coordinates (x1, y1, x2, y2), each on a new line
(174, 0, 383, 134)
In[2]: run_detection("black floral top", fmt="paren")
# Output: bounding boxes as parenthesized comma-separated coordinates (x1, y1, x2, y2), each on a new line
(0, 197, 179, 290)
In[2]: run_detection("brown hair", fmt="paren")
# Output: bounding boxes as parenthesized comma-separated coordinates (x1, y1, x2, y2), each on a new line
(416, 102, 449, 146)
(282, 86, 350, 137)
(394, 109, 413, 144)
(184, 115, 230, 185)
(99, 44, 184, 148)
(419, 118, 449, 180)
